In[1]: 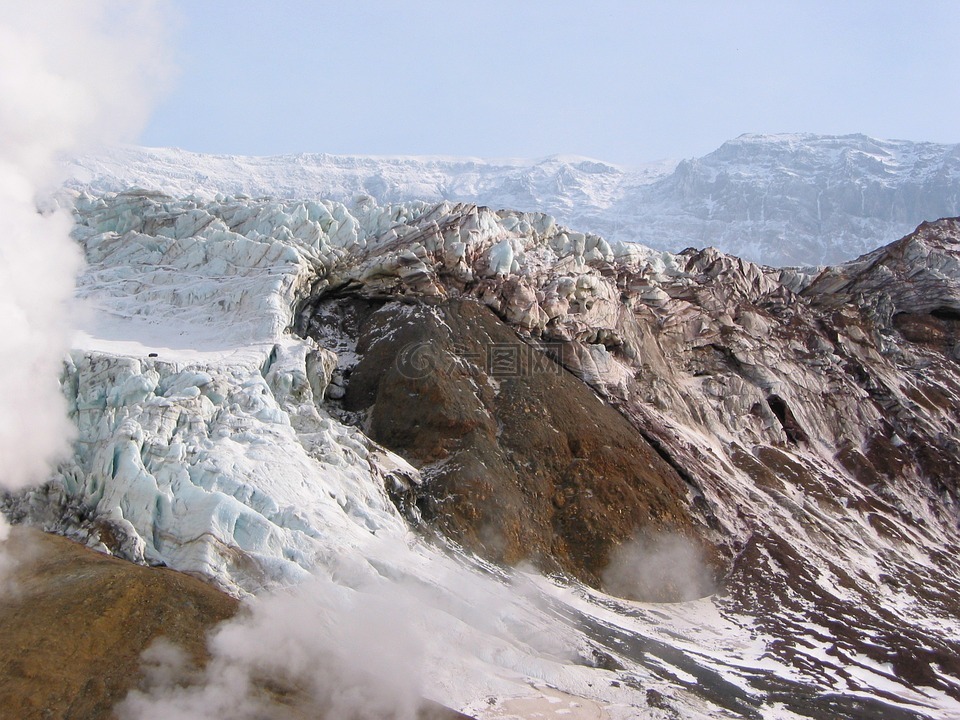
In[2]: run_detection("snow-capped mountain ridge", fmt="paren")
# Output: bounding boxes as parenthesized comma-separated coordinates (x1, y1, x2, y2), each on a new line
(7, 133, 960, 717)
(67, 145, 655, 210)
(66, 132, 960, 266)
(630, 133, 960, 264)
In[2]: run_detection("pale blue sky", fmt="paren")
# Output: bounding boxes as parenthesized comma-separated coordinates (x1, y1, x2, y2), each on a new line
(138, 1, 960, 165)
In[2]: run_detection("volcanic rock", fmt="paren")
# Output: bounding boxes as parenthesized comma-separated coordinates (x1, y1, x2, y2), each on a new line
(0, 528, 237, 720)
(0, 528, 474, 720)
(324, 296, 711, 587)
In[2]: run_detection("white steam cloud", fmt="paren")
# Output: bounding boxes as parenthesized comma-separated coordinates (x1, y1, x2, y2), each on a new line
(119, 575, 427, 720)
(0, 3, 171, 490)
(0, 519, 15, 590)
(0, 1, 172, 564)
(117, 547, 583, 719)
(602, 532, 716, 603)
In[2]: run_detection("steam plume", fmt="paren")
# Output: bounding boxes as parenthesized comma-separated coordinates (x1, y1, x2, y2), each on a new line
(0, 0, 172, 576)
(119, 574, 427, 720)
(602, 532, 716, 603)
(0, 2, 171, 492)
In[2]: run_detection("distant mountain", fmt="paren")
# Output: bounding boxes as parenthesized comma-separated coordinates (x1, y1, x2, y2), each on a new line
(65, 132, 960, 266)
(632, 133, 960, 265)
(63, 146, 672, 248)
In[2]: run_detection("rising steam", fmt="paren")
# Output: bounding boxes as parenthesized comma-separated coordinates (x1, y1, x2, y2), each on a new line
(118, 574, 428, 720)
(117, 545, 582, 719)
(0, 1, 172, 562)
(602, 532, 716, 603)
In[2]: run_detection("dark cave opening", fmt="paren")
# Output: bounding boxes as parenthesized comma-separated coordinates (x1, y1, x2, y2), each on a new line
(766, 394, 809, 445)
(930, 306, 960, 322)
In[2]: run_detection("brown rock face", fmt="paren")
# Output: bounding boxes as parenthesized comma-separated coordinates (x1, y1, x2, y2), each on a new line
(291, 209, 960, 702)
(333, 297, 712, 589)
(0, 529, 475, 720)
(0, 528, 238, 720)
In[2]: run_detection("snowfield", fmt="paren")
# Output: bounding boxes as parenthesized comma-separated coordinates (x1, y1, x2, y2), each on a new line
(65, 132, 960, 267)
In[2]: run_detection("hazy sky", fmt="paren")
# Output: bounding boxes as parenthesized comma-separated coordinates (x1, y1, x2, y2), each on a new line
(137, 0, 960, 166)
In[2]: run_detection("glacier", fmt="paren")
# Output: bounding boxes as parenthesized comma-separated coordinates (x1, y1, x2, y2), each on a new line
(65, 132, 960, 267)
(4, 179, 960, 719)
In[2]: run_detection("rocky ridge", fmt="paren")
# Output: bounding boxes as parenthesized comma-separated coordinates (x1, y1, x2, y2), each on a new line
(297, 203, 960, 709)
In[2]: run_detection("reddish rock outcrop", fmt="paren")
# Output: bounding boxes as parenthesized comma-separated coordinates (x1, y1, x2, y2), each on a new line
(298, 210, 960, 699)
(333, 297, 714, 588)
(0, 529, 472, 720)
